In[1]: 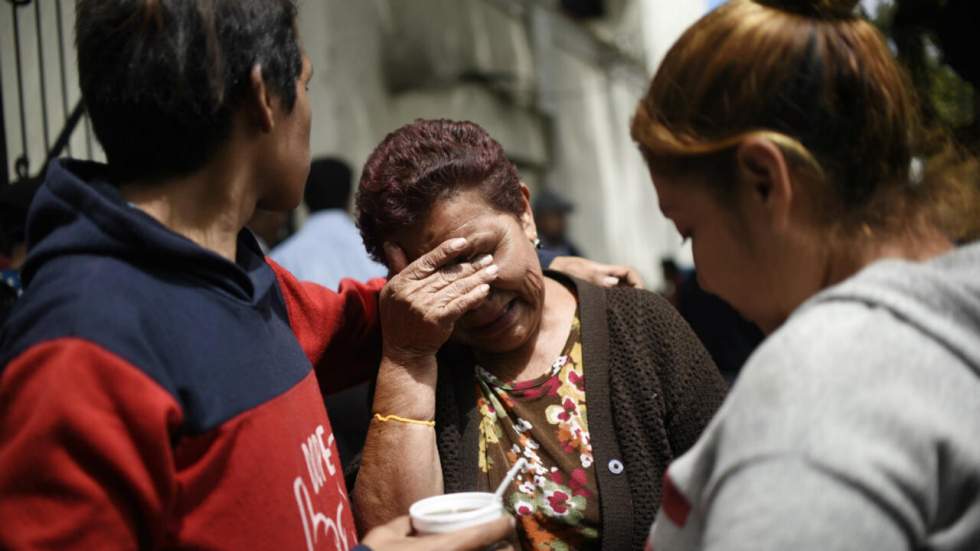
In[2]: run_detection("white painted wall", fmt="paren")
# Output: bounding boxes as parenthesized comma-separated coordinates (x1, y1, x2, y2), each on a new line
(537, 0, 708, 282)
(642, 0, 708, 72)
(639, 0, 709, 269)
(295, 0, 545, 190)
(296, 0, 710, 287)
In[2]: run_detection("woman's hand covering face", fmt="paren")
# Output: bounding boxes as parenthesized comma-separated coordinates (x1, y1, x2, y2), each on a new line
(379, 235, 501, 361)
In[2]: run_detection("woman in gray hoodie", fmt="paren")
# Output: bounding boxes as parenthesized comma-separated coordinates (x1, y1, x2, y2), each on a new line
(630, 0, 980, 550)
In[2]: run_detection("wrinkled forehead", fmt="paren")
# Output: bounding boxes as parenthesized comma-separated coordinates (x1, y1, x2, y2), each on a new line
(398, 193, 514, 262)
(401, 217, 508, 264)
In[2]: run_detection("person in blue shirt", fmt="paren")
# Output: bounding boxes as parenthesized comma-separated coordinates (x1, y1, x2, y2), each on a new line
(273, 157, 388, 290)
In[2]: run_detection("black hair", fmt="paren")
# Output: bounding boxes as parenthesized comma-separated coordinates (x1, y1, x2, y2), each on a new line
(305, 158, 353, 212)
(75, 0, 303, 182)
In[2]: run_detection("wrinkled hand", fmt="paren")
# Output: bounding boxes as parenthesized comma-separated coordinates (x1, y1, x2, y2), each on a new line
(550, 256, 644, 289)
(361, 515, 516, 551)
(381, 236, 499, 361)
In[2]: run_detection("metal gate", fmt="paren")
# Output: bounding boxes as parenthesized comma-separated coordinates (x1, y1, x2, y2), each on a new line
(1, 0, 98, 187)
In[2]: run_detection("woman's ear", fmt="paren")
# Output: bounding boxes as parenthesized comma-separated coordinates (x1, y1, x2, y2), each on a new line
(735, 136, 794, 231)
(518, 183, 538, 241)
(246, 64, 276, 132)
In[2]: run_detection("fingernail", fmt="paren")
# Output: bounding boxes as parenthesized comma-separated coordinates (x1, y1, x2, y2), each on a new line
(479, 284, 491, 293)
(450, 238, 467, 251)
(476, 254, 493, 268)
(602, 276, 619, 287)
(485, 265, 499, 276)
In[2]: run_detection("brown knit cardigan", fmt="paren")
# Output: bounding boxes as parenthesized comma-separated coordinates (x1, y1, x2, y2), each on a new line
(433, 272, 729, 551)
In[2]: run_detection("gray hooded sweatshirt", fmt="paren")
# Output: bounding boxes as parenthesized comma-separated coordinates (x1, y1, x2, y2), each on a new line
(648, 241, 980, 551)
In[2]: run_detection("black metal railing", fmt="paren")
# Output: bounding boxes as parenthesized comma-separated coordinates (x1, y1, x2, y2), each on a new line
(2, 0, 91, 187)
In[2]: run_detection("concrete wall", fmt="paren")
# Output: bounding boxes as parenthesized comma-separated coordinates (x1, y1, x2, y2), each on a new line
(296, 0, 547, 188)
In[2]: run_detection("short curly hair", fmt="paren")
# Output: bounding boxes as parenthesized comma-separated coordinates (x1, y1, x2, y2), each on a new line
(356, 119, 524, 264)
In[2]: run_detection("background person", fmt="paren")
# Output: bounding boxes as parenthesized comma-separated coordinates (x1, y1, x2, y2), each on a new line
(629, 0, 980, 549)
(532, 188, 645, 288)
(351, 119, 728, 551)
(273, 157, 388, 289)
(660, 260, 763, 383)
(532, 187, 582, 257)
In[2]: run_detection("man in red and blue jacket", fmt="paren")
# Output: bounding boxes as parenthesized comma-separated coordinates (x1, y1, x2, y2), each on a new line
(0, 1, 512, 549)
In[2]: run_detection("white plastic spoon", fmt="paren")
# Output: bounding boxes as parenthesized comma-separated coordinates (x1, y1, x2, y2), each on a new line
(494, 457, 528, 499)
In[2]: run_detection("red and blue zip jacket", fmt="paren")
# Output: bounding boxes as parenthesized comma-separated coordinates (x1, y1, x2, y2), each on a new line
(0, 160, 382, 550)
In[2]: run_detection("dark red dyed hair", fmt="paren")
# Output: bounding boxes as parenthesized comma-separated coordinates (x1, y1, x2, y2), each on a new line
(356, 119, 524, 264)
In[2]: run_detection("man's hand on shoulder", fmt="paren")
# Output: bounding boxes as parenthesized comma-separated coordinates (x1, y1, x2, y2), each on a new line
(549, 256, 644, 289)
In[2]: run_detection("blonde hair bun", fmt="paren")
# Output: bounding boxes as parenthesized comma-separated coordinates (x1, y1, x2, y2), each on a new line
(755, 0, 860, 19)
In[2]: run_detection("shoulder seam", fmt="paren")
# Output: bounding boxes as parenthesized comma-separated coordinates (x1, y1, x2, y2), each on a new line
(3, 336, 182, 404)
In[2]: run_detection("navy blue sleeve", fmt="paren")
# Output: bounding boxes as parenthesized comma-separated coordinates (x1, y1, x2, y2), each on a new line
(537, 249, 559, 269)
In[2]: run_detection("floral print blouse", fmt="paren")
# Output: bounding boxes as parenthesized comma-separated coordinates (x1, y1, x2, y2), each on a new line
(475, 313, 600, 551)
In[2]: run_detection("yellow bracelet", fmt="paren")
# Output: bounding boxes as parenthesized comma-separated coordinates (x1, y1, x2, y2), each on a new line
(373, 413, 435, 427)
